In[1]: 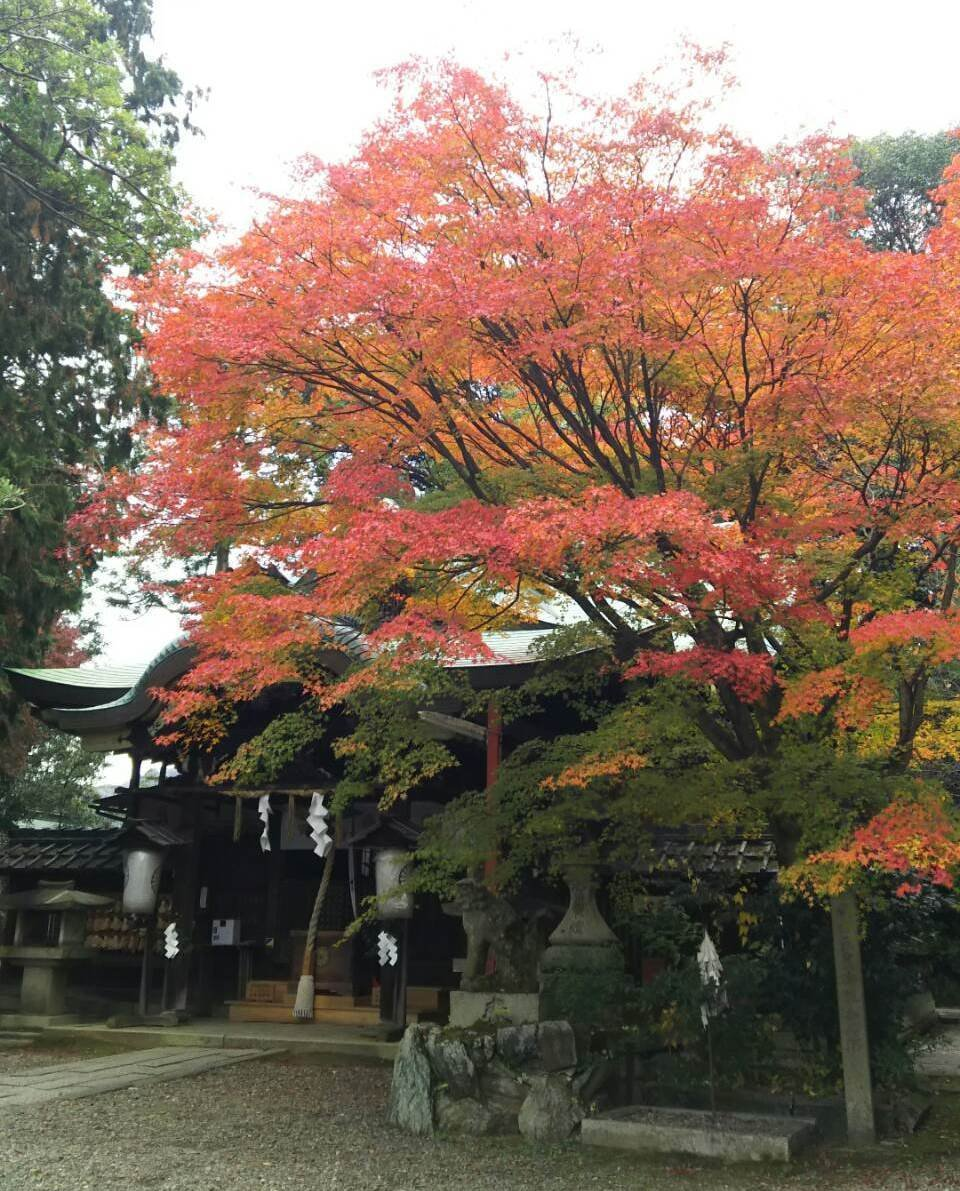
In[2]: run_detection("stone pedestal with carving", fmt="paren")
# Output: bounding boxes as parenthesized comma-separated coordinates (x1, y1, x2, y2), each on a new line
(539, 863, 624, 1027)
(448, 991, 540, 1028)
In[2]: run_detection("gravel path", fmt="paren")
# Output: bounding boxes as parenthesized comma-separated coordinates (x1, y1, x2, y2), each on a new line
(0, 1049, 958, 1190)
(0, 1046, 80, 1071)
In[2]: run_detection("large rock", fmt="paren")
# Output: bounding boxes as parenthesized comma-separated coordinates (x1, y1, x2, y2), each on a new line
(464, 1030, 496, 1066)
(478, 1058, 526, 1119)
(535, 1021, 577, 1071)
(387, 1025, 435, 1135)
(436, 1094, 498, 1136)
(388, 1020, 589, 1139)
(518, 1073, 583, 1142)
(496, 1023, 538, 1067)
(425, 1033, 477, 1099)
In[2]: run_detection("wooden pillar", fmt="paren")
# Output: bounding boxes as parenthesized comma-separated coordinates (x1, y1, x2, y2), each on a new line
(830, 889, 876, 1145)
(396, 917, 409, 1030)
(127, 753, 142, 814)
(483, 699, 502, 885)
(263, 810, 283, 947)
(138, 917, 155, 1017)
(172, 802, 202, 1016)
(378, 918, 396, 1027)
(128, 752, 151, 1016)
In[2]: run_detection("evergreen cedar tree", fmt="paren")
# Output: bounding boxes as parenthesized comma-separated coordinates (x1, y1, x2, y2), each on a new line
(0, 619, 100, 830)
(0, 0, 195, 781)
(76, 57, 960, 898)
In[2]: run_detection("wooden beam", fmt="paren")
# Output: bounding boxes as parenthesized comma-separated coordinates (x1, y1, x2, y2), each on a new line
(416, 710, 487, 742)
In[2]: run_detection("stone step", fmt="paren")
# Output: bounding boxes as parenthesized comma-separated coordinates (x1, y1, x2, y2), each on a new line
(226, 999, 436, 1027)
(238, 984, 374, 1010)
(228, 1001, 383, 1027)
(371, 985, 446, 1012)
(240, 981, 376, 1009)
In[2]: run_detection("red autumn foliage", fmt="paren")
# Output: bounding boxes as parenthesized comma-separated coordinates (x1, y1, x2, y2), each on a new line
(74, 55, 960, 882)
(793, 794, 960, 898)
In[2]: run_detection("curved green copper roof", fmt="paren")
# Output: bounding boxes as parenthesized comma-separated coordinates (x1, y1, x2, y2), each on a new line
(7, 623, 593, 739)
(33, 638, 197, 733)
(5, 662, 146, 709)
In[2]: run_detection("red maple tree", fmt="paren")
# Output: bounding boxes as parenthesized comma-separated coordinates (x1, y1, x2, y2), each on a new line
(78, 56, 960, 892)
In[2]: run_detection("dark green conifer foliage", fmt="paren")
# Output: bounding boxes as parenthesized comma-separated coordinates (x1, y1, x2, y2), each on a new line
(0, 0, 195, 773)
(852, 132, 956, 253)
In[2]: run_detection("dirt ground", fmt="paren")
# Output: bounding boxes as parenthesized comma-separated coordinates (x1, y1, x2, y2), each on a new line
(1, 1041, 960, 1190)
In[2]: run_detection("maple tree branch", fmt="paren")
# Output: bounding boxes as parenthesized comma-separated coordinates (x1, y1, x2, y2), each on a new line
(815, 527, 886, 603)
(943, 545, 958, 612)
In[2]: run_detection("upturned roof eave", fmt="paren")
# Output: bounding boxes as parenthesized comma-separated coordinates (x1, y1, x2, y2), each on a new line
(11, 627, 596, 738)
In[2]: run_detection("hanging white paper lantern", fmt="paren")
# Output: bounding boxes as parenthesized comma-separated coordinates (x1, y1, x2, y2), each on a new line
(375, 849, 413, 919)
(122, 846, 165, 915)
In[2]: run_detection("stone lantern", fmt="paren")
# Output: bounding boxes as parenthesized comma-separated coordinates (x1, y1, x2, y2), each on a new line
(539, 862, 625, 1028)
(0, 882, 113, 1022)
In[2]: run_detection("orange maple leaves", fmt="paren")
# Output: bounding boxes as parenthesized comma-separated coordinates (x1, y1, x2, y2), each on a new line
(779, 612, 960, 728)
(70, 57, 960, 864)
(784, 794, 960, 899)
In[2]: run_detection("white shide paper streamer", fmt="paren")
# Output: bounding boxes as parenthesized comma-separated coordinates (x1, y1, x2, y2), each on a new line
(258, 794, 271, 853)
(307, 791, 333, 859)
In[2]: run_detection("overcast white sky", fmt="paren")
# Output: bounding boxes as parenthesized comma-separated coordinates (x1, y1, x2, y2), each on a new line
(149, 0, 960, 230)
(93, 0, 960, 666)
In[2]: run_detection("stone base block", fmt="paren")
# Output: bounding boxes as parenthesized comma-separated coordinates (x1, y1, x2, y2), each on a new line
(448, 991, 540, 1028)
(0, 1013, 80, 1028)
(539, 942, 624, 1027)
(581, 1106, 817, 1162)
(21, 964, 67, 1016)
(903, 991, 937, 1035)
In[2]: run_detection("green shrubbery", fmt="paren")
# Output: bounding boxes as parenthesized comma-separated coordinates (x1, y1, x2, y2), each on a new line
(611, 883, 952, 1097)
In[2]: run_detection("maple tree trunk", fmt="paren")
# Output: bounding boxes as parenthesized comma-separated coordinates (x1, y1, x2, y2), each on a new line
(830, 889, 876, 1145)
(891, 672, 927, 771)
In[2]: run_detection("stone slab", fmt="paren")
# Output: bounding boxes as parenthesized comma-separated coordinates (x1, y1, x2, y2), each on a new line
(40, 1020, 398, 1062)
(0, 1014, 80, 1028)
(581, 1106, 818, 1163)
(0, 1046, 275, 1109)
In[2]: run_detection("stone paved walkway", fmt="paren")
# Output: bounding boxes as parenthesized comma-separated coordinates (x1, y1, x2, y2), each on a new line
(0, 1045, 268, 1108)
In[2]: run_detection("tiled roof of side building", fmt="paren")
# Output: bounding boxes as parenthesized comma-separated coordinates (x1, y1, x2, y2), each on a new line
(641, 836, 779, 876)
(0, 828, 123, 873)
